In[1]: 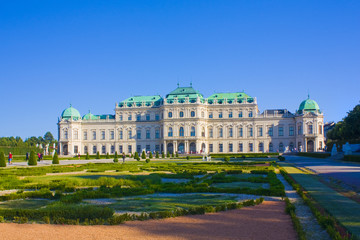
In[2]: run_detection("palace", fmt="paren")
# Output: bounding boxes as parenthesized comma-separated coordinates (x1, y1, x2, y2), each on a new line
(58, 85, 324, 155)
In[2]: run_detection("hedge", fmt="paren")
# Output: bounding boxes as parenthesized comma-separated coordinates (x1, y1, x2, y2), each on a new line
(210, 153, 279, 158)
(297, 152, 331, 158)
(343, 155, 360, 163)
(0, 147, 42, 155)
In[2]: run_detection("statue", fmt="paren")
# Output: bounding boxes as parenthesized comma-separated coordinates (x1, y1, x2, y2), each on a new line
(331, 144, 337, 156)
(343, 142, 352, 155)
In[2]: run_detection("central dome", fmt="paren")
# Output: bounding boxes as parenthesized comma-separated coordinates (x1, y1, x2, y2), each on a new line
(298, 97, 320, 114)
(61, 105, 81, 120)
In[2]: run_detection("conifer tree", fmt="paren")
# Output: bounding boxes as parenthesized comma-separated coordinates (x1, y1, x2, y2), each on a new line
(134, 152, 139, 159)
(96, 151, 100, 159)
(141, 151, 146, 159)
(52, 151, 59, 164)
(161, 152, 165, 158)
(149, 151, 153, 158)
(155, 151, 159, 158)
(113, 151, 118, 163)
(28, 151, 37, 166)
(86, 152, 90, 160)
(106, 152, 110, 159)
(0, 152, 6, 167)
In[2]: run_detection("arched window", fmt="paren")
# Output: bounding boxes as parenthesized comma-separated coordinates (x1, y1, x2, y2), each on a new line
(191, 111, 195, 117)
(64, 130, 68, 140)
(179, 127, 184, 137)
(219, 128, 223, 137)
(179, 111, 184, 118)
(279, 142, 284, 152)
(191, 126, 196, 136)
(168, 127, 173, 137)
(102, 145, 106, 154)
(209, 128, 213, 138)
(93, 146, 97, 154)
(201, 127, 205, 137)
(269, 143, 273, 152)
(74, 130, 78, 140)
(168, 112, 172, 118)
(259, 142, 264, 152)
(201, 111, 204, 117)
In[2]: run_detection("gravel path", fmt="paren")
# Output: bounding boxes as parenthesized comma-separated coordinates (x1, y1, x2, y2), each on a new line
(277, 173, 330, 240)
(0, 201, 296, 240)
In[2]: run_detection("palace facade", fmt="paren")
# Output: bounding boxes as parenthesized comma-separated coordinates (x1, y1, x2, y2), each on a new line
(58, 85, 324, 155)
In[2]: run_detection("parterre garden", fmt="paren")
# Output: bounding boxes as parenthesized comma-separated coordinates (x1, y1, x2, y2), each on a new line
(0, 159, 279, 225)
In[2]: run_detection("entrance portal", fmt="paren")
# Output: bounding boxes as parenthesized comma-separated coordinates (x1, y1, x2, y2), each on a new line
(167, 143, 174, 154)
(63, 144, 68, 155)
(178, 143, 184, 153)
(190, 142, 196, 153)
(307, 140, 314, 152)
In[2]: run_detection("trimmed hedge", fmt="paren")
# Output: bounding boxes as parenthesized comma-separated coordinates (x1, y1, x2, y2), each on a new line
(297, 152, 330, 158)
(0, 147, 41, 155)
(210, 153, 279, 158)
(343, 155, 360, 163)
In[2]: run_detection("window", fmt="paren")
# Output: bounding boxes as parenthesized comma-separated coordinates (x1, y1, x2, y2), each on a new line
(119, 115, 123, 121)
(249, 143, 253, 152)
(258, 142, 264, 152)
(268, 127, 273, 136)
(155, 145, 160, 152)
(219, 112, 223, 118)
(229, 143, 233, 152)
(74, 146, 78, 154)
(308, 125, 313, 134)
(229, 112, 233, 118)
(155, 129, 160, 139)
(74, 130, 78, 140)
(136, 114, 141, 121)
(137, 145, 141, 153)
(319, 125, 323, 135)
(101, 131, 105, 140)
(84, 146, 88, 153)
(179, 127, 184, 137)
(278, 127, 284, 136)
(93, 146, 97, 154)
(111, 145, 115, 154)
(239, 143, 243, 152)
(289, 126, 294, 136)
(137, 130, 141, 139)
(83, 131, 87, 140)
(64, 130, 68, 140)
(269, 143, 273, 152)
(180, 111, 184, 118)
(146, 130, 150, 139)
(258, 127, 263, 137)
(191, 111, 195, 117)
(290, 142, 294, 150)
(168, 112, 172, 118)
(248, 127, 253, 137)
(155, 114, 160, 121)
(119, 130, 123, 140)
(209, 144, 213, 152)
(92, 131, 96, 140)
(298, 125, 302, 135)
(209, 128, 213, 138)
(209, 112, 213, 118)
(239, 127, 243, 137)
(110, 130, 114, 140)
(279, 142, 284, 152)
(168, 127, 173, 137)
(248, 111, 253, 117)
(128, 130, 132, 139)
(102, 145, 106, 154)
(229, 128, 233, 137)
(219, 143, 223, 152)
(191, 127, 196, 136)
(201, 127, 205, 137)
(146, 114, 150, 121)
(238, 111, 243, 118)
(128, 145, 132, 153)
(146, 145, 150, 152)
(119, 145, 123, 153)
(219, 128, 223, 137)
(201, 111, 204, 117)
(128, 114, 132, 121)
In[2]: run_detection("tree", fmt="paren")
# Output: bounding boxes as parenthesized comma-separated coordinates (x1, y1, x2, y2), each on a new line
(106, 152, 110, 159)
(28, 151, 37, 166)
(134, 152, 139, 160)
(149, 152, 153, 158)
(86, 152, 90, 160)
(162, 152, 165, 158)
(0, 152, 6, 167)
(155, 151, 159, 158)
(52, 151, 59, 164)
(44, 132, 55, 144)
(141, 151, 146, 159)
(328, 104, 360, 141)
(171, 152, 174, 158)
(113, 151, 118, 163)
(96, 151, 100, 159)
(166, 152, 170, 158)
(176, 152, 179, 158)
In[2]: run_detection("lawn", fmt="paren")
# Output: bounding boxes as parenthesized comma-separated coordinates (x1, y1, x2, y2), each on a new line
(0, 199, 51, 209)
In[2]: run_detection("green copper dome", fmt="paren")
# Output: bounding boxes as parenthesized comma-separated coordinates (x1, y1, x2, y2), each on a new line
(298, 97, 320, 114)
(61, 105, 81, 120)
(83, 111, 99, 120)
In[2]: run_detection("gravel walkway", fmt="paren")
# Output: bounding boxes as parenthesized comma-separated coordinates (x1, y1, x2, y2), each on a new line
(0, 201, 296, 240)
(277, 173, 330, 240)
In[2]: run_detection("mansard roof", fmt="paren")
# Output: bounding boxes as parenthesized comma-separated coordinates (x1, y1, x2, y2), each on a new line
(119, 95, 163, 107)
(207, 92, 254, 104)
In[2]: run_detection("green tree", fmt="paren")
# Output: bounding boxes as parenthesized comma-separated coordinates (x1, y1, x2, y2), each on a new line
(86, 152, 90, 160)
(106, 152, 110, 159)
(52, 151, 59, 164)
(328, 104, 360, 141)
(176, 152, 179, 158)
(166, 152, 170, 158)
(0, 152, 6, 167)
(28, 151, 37, 166)
(171, 152, 174, 158)
(44, 132, 55, 144)
(134, 152, 139, 159)
(141, 151, 146, 159)
(161, 152, 165, 158)
(155, 151, 159, 158)
(113, 151, 118, 163)
(149, 152, 153, 158)
(96, 151, 100, 159)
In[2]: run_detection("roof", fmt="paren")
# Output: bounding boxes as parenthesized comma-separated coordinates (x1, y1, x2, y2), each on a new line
(61, 105, 81, 120)
(119, 95, 163, 107)
(298, 97, 320, 114)
(207, 92, 254, 104)
(82, 112, 98, 120)
(165, 86, 204, 103)
(82, 112, 115, 120)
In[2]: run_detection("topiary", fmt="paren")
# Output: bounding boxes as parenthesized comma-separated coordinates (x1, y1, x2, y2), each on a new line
(0, 152, 6, 167)
(156, 151, 159, 158)
(162, 152, 165, 158)
(166, 152, 170, 158)
(186, 156, 190, 160)
(145, 158, 150, 163)
(52, 151, 59, 164)
(134, 152, 139, 159)
(224, 156, 230, 163)
(106, 152, 110, 159)
(28, 151, 37, 166)
(176, 152, 179, 158)
(113, 151, 118, 163)
(149, 152, 153, 158)
(86, 152, 90, 160)
(96, 151, 100, 159)
(141, 151, 146, 159)
(171, 152, 174, 158)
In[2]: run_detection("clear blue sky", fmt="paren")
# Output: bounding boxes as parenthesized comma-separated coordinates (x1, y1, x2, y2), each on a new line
(0, 0, 359, 139)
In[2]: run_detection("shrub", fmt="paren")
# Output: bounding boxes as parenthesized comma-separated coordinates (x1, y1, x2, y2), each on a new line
(176, 152, 179, 158)
(171, 152, 174, 158)
(0, 216, 4, 222)
(224, 156, 230, 163)
(0, 152, 6, 167)
(28, 151, 37, 166)
(106, 153, 110, 159)
(297, 152, 330, 158)
(149, 152, 153, 158)
(186, 156, 190, 160)
(278, 156, 285, 161)
(86, 152, 90, 160)
(134, 152, 139, 160)
(155, 151, 159, 158)
(141, 151, 146, 159)
(52, 151, 59, 164)
(343, 155, 360, 163)
(162, 152, 165, 158)
(166, 152, 170, 158)
(145, 158, 150, 163)
(114, 151, 118, 163)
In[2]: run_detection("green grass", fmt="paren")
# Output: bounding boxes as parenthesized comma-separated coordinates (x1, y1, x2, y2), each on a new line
(0, 199, 50, 209)
(281, 163, 360, 238)
(212, 182, 269, 189)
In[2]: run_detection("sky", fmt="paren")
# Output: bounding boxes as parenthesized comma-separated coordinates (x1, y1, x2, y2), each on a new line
(0, 0, 359, 139)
